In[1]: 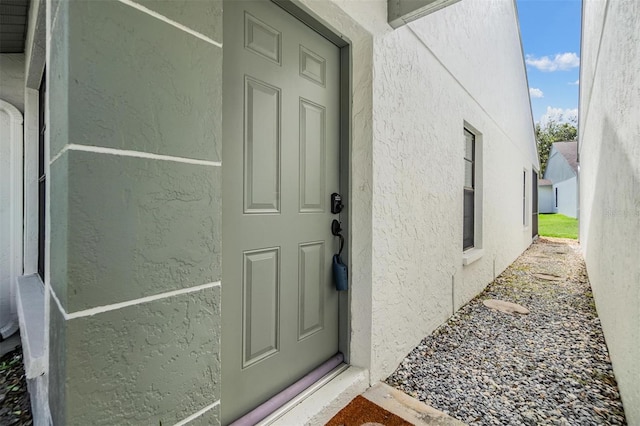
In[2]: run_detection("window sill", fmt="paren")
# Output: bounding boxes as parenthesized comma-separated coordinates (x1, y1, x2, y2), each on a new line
(462, 248, 484, 266)
(16, 274, 46, 379)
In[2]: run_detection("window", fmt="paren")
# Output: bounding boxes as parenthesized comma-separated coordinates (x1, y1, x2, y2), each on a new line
(555, 187, 558, 208)
(38, 73, 46, 280)
(523, 170, 527, 225)
(463, 129, 475, 250)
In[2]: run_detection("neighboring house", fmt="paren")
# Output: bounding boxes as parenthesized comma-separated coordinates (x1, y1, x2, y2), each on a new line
(543, 141, 578, 218)
(580, 1, 640, 425)
(538, 179, 554, 214)
(0, 0, 540, 424)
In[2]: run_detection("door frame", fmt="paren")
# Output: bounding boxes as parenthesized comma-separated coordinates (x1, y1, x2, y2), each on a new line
(220, 6, 377, 414)
(263, 0, 353, 361)
(266, 0, 376, 376)
(271, 0, 353, 364)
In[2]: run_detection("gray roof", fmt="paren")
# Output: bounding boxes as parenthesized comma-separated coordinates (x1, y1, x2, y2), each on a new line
(538, 179, 553, 186)
(552, 141, 578, 174)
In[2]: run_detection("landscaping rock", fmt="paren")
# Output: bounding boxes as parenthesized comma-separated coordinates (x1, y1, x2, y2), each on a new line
(386, 237, 626, 425)
(0, 348, 33, 426)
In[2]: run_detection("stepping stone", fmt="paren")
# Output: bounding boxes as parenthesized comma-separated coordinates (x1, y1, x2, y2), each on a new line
(483, 299, 530, 315)
(533, 273, 563, 281)
(361, 383, 466, 425)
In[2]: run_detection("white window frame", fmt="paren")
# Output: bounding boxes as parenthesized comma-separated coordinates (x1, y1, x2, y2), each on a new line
(523, 168, 529, 228)
(462, 123, 483, 266)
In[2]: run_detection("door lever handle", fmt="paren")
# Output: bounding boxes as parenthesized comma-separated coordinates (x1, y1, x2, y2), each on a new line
(331, 220, 345, 256)
(331, 219, 342, 236)
(331, 219, 347, 290)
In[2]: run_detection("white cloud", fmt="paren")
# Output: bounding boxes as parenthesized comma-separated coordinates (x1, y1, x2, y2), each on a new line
(569, 79, 580, 85)
(529, 87, 544, 98)
(526, 52, 580, 72)
(539, 106, 578, 126)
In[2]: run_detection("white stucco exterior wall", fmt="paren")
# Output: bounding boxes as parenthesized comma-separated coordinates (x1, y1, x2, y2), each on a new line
(580, 1, 640, 424)
(539, 185, 554, 214)
(544, 144, 577, 218)
(314, 0, 538, 382)
(553, 177, 577, 218)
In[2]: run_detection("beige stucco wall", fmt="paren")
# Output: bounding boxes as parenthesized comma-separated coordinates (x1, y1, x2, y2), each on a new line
(579, 1, 640, 423)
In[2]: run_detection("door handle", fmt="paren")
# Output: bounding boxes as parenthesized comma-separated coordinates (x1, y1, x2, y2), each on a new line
(331, 219, 344, 256)
(331, 219, 347, 291)
(331, 219, 342, 236)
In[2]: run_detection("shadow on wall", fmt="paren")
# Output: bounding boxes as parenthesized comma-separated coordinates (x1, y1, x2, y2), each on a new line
(584, 115, 640, 418)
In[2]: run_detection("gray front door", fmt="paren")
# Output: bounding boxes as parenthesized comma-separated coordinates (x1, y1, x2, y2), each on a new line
(221, 1, 341, 423)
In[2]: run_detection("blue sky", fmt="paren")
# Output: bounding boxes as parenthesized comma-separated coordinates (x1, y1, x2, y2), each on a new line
(516, 0, 582, 125)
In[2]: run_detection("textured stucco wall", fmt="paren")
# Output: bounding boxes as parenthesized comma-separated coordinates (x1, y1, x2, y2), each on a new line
(43, 0, 538, 421)
(0, 54, 25, 112)
(579, 1, 640, 423)
(323, 0, 538, 382)
(47, 0, 223, 424)
(554, 177, 577, 218)
(544, 145, 577, 217)
(539, 185, 554, 214)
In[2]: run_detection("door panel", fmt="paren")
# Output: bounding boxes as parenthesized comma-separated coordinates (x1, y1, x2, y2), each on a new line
(298, 241, 325, 340)
(242, 247, 280, 368)
(221, 1, 341, 423)
(244, 77, 281, 213)
(299, 99, 326, 212)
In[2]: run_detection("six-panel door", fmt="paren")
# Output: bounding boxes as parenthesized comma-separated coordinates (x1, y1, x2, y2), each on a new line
(221, 1, 341, 423)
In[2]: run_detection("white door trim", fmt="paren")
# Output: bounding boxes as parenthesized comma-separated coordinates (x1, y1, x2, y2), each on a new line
(273, 0, 375, 379)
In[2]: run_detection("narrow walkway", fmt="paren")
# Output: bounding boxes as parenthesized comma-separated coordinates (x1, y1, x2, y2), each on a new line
(386, 237, 626, 425)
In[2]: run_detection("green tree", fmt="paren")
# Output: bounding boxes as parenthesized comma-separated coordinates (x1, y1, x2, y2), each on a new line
(536, 119, 577, 175)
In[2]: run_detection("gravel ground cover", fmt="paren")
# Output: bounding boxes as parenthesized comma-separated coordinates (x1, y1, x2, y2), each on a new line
(387, 237, 626, 425)
(0, 347, 33, 425)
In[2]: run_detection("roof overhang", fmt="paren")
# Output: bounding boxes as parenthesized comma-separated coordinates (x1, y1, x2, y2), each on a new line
(0, 0, 30, 53)
(388, 0, 461, 28)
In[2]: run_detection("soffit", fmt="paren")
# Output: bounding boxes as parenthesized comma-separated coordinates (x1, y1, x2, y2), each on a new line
(0, 0, 30, 53)
(388, 0, 461, 28)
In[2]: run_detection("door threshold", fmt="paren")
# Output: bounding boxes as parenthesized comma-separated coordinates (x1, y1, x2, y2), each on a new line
(257, 363, 349, 425)
(259, 365, 369, 425)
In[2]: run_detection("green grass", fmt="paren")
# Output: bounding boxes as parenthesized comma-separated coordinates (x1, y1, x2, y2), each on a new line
(539, 213, 578, 239)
